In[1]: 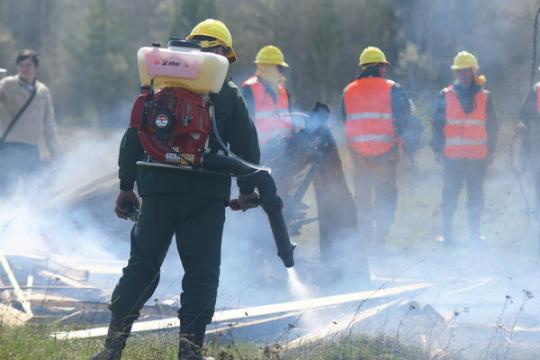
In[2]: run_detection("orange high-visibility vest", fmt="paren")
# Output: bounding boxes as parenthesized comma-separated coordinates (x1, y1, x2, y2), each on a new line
(443, 85, 488, 160)
(242, 76, 292, 144)
(343, 77, 396, 156)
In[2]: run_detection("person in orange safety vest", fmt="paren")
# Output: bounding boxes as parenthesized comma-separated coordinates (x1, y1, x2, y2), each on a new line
(340, 46, 413, 252)
(241, 45, 371, 288)
(518, 68, 540, 249)
(431, 51, 498, 246)
(241, 45, 292, 145)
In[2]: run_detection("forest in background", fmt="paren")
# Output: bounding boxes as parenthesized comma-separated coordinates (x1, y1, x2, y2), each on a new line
(0, 0, 537, 127)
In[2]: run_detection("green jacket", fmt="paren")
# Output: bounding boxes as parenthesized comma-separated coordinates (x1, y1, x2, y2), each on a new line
(118, 80, 261, 200)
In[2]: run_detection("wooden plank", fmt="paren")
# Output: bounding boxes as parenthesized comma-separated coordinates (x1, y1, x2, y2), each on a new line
(285, 299, 402, 348)
(26, 275, 34, 299)
(48, 260, 90, 282)
(52, 282, 432, 340)
(446, 277, 492, 296)
(0, 285, 92, 291)
(0, 252, 33, 316)
(49, 171, 117, 205)
(39, 270, 95, 289)
(1, 252, 46, 261)
(0, 303, 32, 326)
(48, 256, 125, 275)
(455, 322, 540, 333)
(55, 310, 84, 324)
(27, 293, 88, 306)
(206, 312, 302, 335)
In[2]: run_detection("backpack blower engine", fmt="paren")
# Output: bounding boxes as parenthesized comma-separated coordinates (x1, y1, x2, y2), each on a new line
(129, 39, 295, 268)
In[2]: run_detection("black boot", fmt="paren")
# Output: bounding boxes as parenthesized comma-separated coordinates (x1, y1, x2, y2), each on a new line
(178, 321, 213, 360)
(90, 314, 136, 360)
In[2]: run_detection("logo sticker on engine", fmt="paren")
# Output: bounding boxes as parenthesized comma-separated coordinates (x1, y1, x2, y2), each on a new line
(180, 154, 195, 166)
(155, 114, 169, 128)
(165, 153, 181, 162)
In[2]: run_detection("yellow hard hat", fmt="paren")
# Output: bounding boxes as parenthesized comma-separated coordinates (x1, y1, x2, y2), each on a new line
(451, 51, 479, 71)
(187, 19, 237, 63)
(359, 46, 390, 66)
(255, 45, 289, 67)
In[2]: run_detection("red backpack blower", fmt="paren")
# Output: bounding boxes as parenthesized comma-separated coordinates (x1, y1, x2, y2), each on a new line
(129, 39, 295, 267)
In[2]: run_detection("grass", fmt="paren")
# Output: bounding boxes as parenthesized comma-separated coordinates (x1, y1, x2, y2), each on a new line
(286, 334, 425, 360)
(0, 323, 427, 360)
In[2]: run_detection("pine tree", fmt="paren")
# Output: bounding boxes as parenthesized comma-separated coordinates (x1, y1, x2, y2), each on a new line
(306, 0, 343, 104)
(70, 0, 135, 125)
(170, 0, 217, 38)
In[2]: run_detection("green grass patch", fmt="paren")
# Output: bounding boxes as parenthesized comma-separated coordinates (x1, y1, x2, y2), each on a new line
(284, 334, 424, 360)
(0, 323, 427, 360)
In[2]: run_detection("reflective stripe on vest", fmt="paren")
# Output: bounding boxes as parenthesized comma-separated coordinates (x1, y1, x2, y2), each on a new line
(351, 134, 395, 143)
(342, 77, 396, 156)
(346, 112, 393, 121)
(445, 138, 487, 146)
(443, 85, 488, 160)
(446, 119, 484, 126)
(242, 76, 291, 144)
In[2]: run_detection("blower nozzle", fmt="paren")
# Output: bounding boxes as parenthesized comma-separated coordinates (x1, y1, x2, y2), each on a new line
(225, 164, 295, 268)
(229, 195, 296, 268)
(263, 201, 296, 268)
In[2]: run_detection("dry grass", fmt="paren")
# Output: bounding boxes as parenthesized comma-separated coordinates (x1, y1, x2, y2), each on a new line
(0, 322, 427, 360)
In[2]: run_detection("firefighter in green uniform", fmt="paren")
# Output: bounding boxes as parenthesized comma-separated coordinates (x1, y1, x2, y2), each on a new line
(91, 19, 260, 360)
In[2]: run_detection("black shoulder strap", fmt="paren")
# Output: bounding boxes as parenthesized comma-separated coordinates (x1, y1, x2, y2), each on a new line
(0, 79, 38, 144)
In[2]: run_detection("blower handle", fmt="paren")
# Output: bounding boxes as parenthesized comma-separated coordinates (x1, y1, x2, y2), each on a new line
(228, 197, 261, 211)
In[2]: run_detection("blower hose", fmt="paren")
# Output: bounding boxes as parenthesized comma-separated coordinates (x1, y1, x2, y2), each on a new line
(135, 97, 295, 267)
(207, 101, 295, 267)
(208, 102, 271, 174)
(228, 171, 296, 268)
(200, 155, 295, 267)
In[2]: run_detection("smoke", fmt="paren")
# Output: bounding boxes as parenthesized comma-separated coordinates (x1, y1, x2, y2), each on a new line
(286, 267, 327, 335)
(0, 128, 129, 261)
(3, 2, 540, 350)
(1, 100, 537, 360)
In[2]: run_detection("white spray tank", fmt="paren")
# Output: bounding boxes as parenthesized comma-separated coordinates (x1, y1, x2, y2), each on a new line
(137, 38, 229, 94)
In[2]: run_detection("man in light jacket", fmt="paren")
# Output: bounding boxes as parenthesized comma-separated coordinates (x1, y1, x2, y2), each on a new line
(0, 49, 60, 192)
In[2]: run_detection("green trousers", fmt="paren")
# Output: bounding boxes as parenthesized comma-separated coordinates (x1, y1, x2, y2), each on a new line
(109, 193, 225, 327)
(442, 158, 487, 241)
(352, 151, 398, 247)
